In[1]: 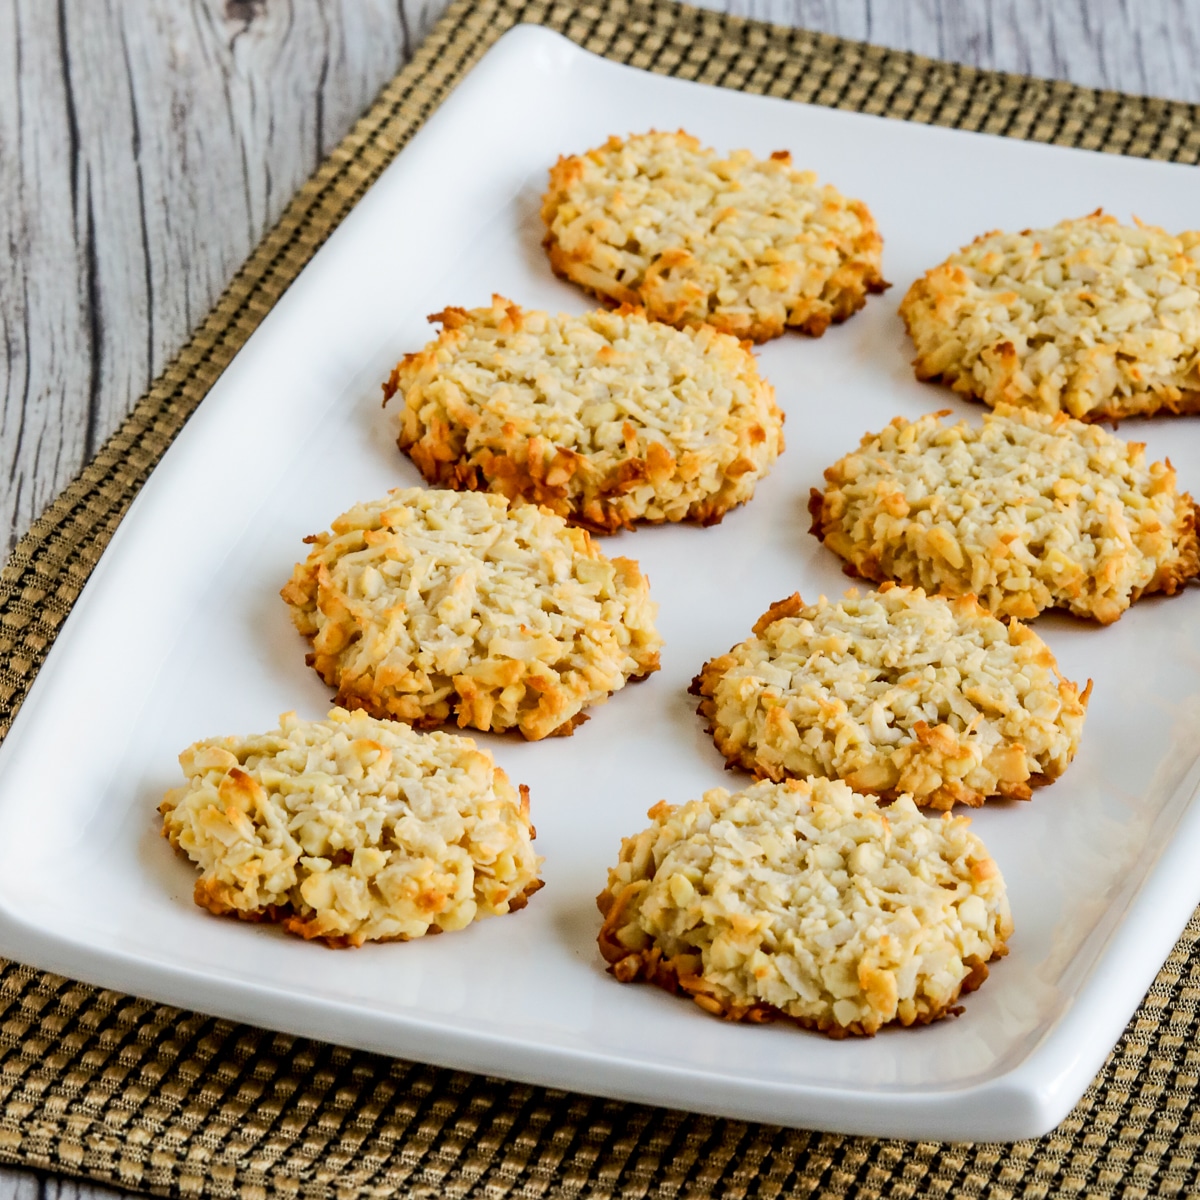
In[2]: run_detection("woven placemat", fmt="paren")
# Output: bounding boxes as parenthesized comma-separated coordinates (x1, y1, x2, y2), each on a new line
(3, 2, 1200, 1196)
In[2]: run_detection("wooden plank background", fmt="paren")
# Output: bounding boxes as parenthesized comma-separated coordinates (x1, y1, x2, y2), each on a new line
(3, 1, 1199, 1196)
(5, 0, 1200, 557)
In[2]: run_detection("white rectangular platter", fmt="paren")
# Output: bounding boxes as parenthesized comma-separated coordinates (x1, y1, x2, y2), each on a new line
(2, 26, 1200, 1142)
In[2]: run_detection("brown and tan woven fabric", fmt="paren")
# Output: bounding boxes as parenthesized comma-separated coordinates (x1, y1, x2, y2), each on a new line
(2, 2, 1200, 1196)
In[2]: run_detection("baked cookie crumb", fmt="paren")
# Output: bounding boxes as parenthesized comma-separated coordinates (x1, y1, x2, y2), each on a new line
(900, 211, 1200, 421)
(161, 708, 543, 946)
(809, 405, 1200, 622)
(281, 488, 662, 739)
(384, 297, 784, 533)
(692, 585, 1090, 809)
(598, 777, 1010, 1035)
(542, 130, 887, 342)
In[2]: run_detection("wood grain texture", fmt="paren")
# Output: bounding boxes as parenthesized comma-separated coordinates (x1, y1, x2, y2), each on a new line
(1, 0, 443, 555)
(5, 0, 1200, 557)
(0, 1177, 116, 1200)
(696, 0, 1200, 103)
(5, 0, 1200, 554)
(1, 2, 1199, 1197)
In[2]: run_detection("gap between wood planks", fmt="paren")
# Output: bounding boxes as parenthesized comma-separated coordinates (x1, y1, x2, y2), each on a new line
(3, 0, 1199, 558)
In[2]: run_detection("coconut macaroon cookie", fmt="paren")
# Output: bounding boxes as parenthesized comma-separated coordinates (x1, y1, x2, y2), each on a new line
(383, 299, 784, 533)
(542, 131, 887, 342)
(160, 708, 543, 947)
(597, 778, 1011, 1036)
(280, 488, 662, 740)
(692, 586, 1090, 810)
(900, 212, 1200, 421)
(809, 406, 1200, 623)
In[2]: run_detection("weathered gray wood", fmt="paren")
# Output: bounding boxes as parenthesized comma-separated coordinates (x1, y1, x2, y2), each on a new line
(1, 0, 443, 555)
(5, 1176, 118, 1200)
(5, 0, 1200, 556)
(2, 2, 1199, 1197)
(698, 0, 1200, 103)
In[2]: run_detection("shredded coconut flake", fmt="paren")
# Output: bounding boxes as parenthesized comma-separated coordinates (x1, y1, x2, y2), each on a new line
(810, 406, 1200, 623)
(384, 298, 783, 532)
(598, 777, 1011, 1035)
(542, 130, 886, 342)
(161, 708, 543, 946)
(281, 488, 662, 738)
(901, 212, 1200, 420)
(693, 586, 1089, 809)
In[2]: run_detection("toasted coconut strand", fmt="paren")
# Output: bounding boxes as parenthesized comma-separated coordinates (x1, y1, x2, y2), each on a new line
(541, 131, 887, 343)
(384, 297, 784, 532)
(281, 488, 662, 739)
(600, 937, 993, 1036)
(900, 212, 1200, 421)
(598, 778, 1011, 1036)
(691, 585, 1089, 810)
(811, 406, 1200, 623)
(161, 708, 543, 947)
(191, 877, 547, 948)
(1153, 496, 1200, 597)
